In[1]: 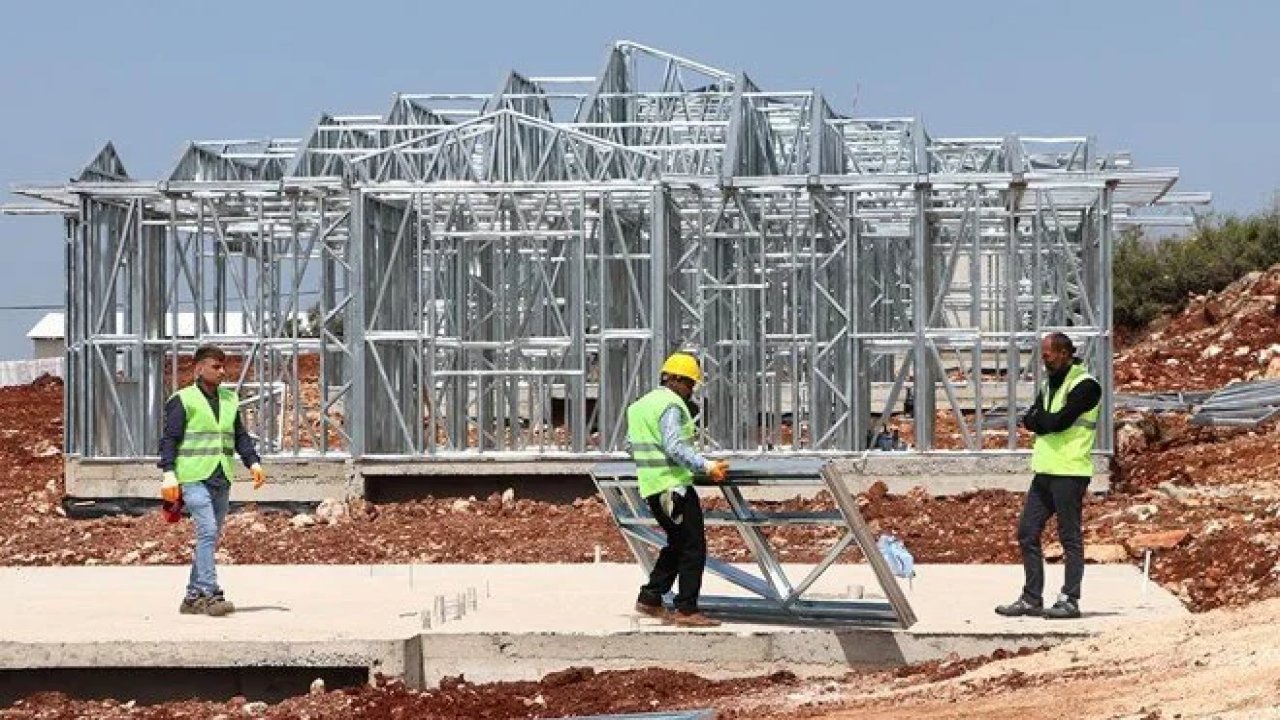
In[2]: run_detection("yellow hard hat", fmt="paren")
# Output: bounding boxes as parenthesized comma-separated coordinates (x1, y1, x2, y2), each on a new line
(661, 352, 703, 384)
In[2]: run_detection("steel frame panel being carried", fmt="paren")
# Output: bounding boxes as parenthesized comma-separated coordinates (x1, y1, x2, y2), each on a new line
(8, 41, 1199, 463)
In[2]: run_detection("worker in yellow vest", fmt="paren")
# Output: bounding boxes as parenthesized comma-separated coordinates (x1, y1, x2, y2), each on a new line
(629, 352, 730, 627)
(158, 345, 267, 616)
(996, 332, 1100, 620)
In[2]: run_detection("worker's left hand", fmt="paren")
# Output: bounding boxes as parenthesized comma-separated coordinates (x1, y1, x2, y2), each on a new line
(250, 463, 267, 490)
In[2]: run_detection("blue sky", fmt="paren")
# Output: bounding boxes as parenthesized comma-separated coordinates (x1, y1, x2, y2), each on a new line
(0, 0, 1276, 358)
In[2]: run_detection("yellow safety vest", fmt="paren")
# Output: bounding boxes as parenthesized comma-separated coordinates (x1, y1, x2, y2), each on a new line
(627, 387, 696, 498)
(173, 384, 239, 484)
(1030, 363, 1099, 477)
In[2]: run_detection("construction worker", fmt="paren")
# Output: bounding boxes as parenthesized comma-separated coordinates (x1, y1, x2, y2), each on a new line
(158, 345, 266, 616)
(629, 351, 729, 628)
(996, 332, 1100, 620)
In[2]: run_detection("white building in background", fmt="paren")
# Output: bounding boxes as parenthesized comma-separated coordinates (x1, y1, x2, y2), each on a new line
(25, 311, 265, 360)
(26, 313, 66, 360)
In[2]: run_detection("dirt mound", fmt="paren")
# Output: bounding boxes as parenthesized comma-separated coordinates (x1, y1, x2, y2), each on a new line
(807, 597, 1280, 719)
(0, 668, 802, 719)
(1116, 265, 1280, 390)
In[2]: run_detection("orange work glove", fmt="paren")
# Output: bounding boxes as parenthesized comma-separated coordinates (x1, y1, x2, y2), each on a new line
(160, 471, 180, 503)
(705, 459, 730, 483)
(250, 463, 267, 490)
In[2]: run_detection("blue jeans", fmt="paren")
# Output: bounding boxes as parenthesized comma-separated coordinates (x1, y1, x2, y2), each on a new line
(181, 477, 230, 598)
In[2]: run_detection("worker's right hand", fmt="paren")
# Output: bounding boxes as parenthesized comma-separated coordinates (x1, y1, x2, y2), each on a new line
(160, 471, 180, 503)
(705, 459, 730, 483)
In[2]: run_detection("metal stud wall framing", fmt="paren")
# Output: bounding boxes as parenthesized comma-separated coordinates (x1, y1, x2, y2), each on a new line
(8, 41, 1201, 462)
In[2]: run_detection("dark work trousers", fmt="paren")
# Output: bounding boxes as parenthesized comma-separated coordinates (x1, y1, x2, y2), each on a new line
(637, 486, 707, 613)
(1018, 473, 1090, 604)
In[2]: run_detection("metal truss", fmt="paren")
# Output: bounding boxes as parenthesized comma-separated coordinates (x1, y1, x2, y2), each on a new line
(5, 41, 1205, 462)
(592, 458, 917, 626)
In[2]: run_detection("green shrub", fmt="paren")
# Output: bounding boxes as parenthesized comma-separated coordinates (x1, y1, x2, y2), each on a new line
(1112, 211, 1280, 330)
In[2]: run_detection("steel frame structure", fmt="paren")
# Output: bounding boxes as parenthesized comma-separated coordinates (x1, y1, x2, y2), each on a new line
(8, 41, 1201, 463)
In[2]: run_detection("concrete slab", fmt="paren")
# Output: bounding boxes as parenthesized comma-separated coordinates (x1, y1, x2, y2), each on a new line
(0, 562, 1184, 687)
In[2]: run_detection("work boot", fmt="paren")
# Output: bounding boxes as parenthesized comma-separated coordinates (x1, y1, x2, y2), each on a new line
(179, 595, 203, 615)
(179, 594, 234, 617)
(634, 600, 668, 620)
(994, 597, 1043, 617)
(667, 610, 721, 628)
(1042, 595, 1080, 619)
(207, 592, 235, 616)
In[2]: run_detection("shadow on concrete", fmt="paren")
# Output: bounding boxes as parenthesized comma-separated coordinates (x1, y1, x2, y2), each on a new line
(0, 666, 367, 706)
(365, 474, 596, 504)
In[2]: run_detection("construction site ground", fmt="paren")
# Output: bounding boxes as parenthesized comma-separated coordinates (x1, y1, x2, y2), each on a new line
(0, 562, 1187, 718)
(3, 269, 1280, 718)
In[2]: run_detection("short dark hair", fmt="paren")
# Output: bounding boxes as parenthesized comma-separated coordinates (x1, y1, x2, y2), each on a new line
(194, 345, 225, 363)
(1046, 332, 1075, 355)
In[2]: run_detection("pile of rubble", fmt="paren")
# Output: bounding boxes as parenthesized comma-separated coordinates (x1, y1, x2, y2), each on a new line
(1116, 264, 1280, 390)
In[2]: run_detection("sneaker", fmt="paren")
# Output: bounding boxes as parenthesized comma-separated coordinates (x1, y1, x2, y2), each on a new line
(634, 601, 668, 619)
(1043, 595, 1080, 619)
(994, 597, 1044, 617)
(666, 611, 721, 628)
(179, 594, 234, 617)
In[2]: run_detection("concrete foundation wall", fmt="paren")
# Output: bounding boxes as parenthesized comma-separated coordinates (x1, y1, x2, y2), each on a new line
(416, 629, 1075, 685)
(64, 457, 357, 502)
(64, 452, 1109, 502)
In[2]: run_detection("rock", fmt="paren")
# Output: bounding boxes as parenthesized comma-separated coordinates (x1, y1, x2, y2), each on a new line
(290, 513, 316, 529)
(315, 498, 348, 525)
(1234, 346, 1252, 357)
(1043, 543, 1064, 561)
(1125, 529, 1190, 554)
(119, 550, 141, 564)
(501, 487, 516, 507)
(905, 486, 930, 504)
(541, 666, 594, 687)
(309, 677, 325, 695)
(249, 522, 268, 534)
(140, 541, 159, 552)
(1084, 544, 1130, 564)
(1265, 357, 1280, 380)
(30, 441, 60, 458)
(1202, 519, 1225, 536)
(1116, 424, 1147, 455)
(1127, 504, 1159, 522)
(450, 499, 472, 512)
(1156, 482, 1192, 504)
(438, 675, 466, 690)
(242, 701, 268, 716)
(864, 480, 889, 502)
